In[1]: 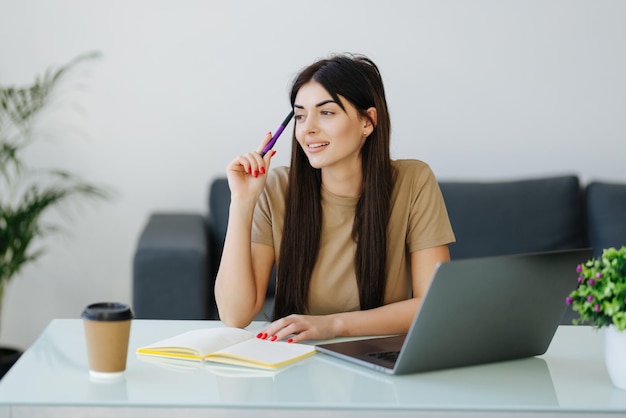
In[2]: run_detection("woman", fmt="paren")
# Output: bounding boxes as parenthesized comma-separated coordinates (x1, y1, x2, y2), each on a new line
(215, 54, 455, 343)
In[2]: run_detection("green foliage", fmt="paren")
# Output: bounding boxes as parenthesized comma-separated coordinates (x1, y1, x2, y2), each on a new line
(567, 247, 626, 331)
(0, 52, 108, 287)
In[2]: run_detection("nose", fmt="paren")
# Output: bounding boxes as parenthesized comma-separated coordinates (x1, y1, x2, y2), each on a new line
(302, 114, 318, 135)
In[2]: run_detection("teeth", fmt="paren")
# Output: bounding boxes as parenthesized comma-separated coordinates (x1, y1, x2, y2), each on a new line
(309, 143, 329, 149)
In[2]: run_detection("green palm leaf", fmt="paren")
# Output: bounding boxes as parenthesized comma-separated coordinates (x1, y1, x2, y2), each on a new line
(0, 51, 108, 289)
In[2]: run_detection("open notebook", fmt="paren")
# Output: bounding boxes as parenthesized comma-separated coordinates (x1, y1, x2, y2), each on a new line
(137, 327, 316, 370)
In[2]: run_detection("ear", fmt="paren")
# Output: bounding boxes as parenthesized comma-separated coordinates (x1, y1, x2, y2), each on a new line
(363, 107, 377, 137)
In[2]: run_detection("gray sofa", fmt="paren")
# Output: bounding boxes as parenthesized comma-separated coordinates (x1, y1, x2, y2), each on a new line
(132, 174, 626, 323)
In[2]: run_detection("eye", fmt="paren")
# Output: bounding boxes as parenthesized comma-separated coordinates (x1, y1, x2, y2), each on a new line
(294, 114, 305, 122)
(321, 110, 334, 116)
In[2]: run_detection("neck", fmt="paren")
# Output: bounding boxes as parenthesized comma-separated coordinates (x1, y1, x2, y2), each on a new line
(321, 165, 362, 198)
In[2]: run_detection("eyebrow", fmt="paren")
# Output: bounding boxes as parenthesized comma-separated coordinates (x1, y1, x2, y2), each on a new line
(293, 99, 336, 109)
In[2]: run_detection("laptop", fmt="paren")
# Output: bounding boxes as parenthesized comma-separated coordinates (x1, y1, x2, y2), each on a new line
(315, 249, 592, 375)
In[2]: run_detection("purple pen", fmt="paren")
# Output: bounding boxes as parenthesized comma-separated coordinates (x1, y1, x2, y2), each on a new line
(260, 110, 295, 157)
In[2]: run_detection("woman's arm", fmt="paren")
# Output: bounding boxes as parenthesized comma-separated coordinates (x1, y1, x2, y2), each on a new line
(214, 205, 275, 327)
(261, 245, 451, 342)
(214, 134, 277, 328)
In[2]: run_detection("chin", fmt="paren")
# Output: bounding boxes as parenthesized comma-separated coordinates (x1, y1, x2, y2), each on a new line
(305, 156, 325, 170)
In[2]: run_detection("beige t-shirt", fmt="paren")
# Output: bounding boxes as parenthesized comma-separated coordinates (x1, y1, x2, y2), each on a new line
(252, 159, 456, 315)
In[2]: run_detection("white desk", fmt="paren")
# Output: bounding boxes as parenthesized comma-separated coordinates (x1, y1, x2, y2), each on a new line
(0, 319, 624, 417)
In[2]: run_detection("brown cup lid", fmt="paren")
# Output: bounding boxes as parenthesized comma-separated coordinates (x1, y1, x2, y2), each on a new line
(81, 302, 134, 321)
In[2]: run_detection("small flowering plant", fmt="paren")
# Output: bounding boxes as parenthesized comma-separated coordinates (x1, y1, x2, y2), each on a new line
(567, 246, 626, 331)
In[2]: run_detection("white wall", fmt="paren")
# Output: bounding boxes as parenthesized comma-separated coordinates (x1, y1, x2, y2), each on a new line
(1, 0, 625, 349)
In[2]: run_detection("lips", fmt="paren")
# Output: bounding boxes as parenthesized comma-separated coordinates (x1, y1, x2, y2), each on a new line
(307, 142, 329, 150)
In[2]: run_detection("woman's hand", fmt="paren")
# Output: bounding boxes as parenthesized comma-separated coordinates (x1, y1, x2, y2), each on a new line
(257, 314, 343, 343)
(226, 132, 277, 201)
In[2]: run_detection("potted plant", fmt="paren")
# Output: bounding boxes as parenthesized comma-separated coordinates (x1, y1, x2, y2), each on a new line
(566, 246, 626, 389)
(0, 52, 108, 377)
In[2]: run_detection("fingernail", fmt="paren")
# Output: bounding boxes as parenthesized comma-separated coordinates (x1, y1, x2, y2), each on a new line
(270, 335, 277, 342)
(262, 333, 268, 340)
(260, 167, 265, 174)
(287, 338, 294, 343)
(271, 150, 277, 156)
(247, 167, 252, 175)
(256, 332, 263, 339)
(253, 170, 258, 178)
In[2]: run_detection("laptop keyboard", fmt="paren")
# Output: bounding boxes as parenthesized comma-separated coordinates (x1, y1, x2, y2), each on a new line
(367, 350, 399, 363)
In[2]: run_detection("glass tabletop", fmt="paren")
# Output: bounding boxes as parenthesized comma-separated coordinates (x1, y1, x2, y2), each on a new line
(0, 319, 624, 414)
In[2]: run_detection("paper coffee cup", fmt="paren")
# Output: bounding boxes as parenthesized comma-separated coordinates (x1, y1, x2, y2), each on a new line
(81, 302, 134, 380)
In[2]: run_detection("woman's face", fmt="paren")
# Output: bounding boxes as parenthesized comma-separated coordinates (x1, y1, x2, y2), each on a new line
(293, 81, 373, 171)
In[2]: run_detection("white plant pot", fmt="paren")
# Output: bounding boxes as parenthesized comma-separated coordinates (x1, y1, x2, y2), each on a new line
(605, 325, 626, 390)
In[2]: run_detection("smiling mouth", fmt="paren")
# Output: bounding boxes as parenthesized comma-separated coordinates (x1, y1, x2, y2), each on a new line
(308, 142, 329, 150)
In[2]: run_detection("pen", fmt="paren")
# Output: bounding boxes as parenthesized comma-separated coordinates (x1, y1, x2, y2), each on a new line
(260, 110, 295, 157)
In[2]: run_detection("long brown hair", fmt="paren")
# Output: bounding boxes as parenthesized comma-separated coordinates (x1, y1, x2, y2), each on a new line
(273, 54, 393, 320)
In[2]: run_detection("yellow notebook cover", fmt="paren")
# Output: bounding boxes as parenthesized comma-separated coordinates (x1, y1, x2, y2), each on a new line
(136, 327, 316, 370)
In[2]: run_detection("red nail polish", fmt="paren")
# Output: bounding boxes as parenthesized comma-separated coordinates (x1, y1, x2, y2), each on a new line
(287, 338, 294, 343)
(271, 150, 277, 156)
(247, 167, 252, 174)
(270, 335, 277, 342)
(262, 333, 268, 340)
(256, 332, 263, 338)
(260, 166, 265, 174)
(253, 170, 258, 178)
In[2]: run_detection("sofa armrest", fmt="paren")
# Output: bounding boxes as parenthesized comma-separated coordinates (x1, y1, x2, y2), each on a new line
(132, 213, 212, 319)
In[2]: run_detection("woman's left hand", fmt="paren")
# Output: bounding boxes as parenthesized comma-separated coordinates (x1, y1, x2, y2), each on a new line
(257, 314, 341, 343)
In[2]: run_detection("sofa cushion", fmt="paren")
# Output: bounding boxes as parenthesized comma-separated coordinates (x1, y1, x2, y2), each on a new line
(586, 181, 626, 257)
(439, 176, 587, 259)
(208, 178, 231, 249)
